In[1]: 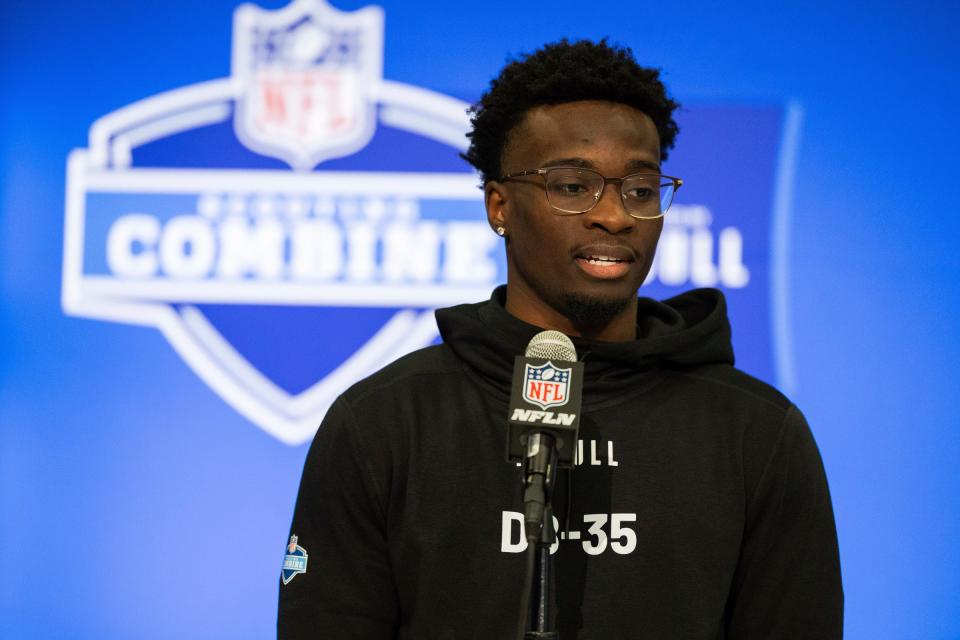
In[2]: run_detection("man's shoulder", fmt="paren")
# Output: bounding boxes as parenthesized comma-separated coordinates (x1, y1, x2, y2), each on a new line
(341, 343, 466, 405)
(673, 365, 814, 474)
(675, 362, 794, 416)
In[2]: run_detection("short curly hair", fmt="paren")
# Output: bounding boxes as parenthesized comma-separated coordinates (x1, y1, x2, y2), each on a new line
(463, 39, 680, 184)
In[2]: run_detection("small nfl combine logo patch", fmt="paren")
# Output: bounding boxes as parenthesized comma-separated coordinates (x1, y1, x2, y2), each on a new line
(282, 534, 309, 585)
(522, 362, 572, 410)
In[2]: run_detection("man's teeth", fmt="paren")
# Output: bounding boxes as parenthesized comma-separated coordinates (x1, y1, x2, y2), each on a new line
(582, 256, 623, 264)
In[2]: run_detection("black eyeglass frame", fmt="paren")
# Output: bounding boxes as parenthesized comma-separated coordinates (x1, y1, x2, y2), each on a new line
(498, 167, 684, 219)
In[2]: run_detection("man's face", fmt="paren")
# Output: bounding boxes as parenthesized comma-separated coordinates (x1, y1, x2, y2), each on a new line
(486, 100, 663, 332)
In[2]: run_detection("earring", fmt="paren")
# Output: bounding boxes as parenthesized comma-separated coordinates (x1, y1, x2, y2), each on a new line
(496, 226, 505, 237)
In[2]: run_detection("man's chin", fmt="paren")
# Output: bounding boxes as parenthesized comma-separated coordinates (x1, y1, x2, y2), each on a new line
(558, 291, 635, 328)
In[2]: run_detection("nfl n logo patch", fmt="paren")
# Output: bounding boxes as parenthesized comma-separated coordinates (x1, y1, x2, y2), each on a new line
(282, 534, 308, 585)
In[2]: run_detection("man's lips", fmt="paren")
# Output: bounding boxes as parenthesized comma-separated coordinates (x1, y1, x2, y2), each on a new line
(572, 243, 636, 279)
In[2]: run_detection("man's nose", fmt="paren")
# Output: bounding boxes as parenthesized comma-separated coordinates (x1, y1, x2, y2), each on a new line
(581, 181, 635, 234)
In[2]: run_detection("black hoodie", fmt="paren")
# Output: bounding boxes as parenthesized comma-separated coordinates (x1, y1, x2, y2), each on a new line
(279, 288, 843, 639)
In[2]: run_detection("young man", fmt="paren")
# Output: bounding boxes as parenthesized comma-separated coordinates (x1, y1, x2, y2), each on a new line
(278, 40, 843, 639)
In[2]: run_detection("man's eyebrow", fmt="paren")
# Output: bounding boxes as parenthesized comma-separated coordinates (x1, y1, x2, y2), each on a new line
(541, 157, 662, 173)
(625, 159, 662, 173)
(541, 157, 593, 168)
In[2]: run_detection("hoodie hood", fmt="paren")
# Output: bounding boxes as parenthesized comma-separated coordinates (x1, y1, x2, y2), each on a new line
(435, 286, 734, 402)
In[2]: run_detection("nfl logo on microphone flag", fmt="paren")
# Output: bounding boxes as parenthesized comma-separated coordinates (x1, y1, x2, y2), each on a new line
(522, 361, 572, 410)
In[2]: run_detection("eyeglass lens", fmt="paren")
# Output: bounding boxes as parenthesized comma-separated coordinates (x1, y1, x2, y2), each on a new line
(543, 167, 676, 218)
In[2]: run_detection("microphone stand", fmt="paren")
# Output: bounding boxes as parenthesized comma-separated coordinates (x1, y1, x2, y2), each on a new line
(528, 502, 558, 639)
(521, 432, 560, 640)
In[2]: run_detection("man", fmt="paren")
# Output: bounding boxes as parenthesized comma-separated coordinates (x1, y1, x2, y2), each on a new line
(278, 40, 843, 639)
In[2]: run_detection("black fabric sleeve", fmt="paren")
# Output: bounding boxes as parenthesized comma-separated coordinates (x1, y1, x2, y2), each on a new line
(277, 396, 399, 639)
(726, 405, 844, 638)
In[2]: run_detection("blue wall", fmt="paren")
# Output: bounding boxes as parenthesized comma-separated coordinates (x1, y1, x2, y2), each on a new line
(2, 1, 958, 637)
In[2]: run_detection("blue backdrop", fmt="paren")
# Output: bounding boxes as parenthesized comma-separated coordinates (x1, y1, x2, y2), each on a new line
(1, 1, 959, 638)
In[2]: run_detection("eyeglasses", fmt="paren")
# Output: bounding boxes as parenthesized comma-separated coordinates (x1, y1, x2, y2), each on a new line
(499, 166, 683, 219)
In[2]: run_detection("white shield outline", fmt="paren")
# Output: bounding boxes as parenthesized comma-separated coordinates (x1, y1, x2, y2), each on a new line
(62, 70, 480, 446)
(522, 361, 572, 410)
(232, 0, 384, 171)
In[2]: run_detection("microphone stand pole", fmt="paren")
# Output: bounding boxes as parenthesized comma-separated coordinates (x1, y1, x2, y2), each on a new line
(528, 502, 558, 639)
(522, 433, 560, 640)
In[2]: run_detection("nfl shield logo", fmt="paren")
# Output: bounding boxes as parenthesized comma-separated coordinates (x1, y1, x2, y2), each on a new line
(523, 362, 572, 410)
(232, 0, 384, 170)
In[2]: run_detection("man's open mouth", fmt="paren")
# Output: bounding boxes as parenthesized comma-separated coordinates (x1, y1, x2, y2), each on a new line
(578, 254, 629, 266)
(573, 245, 636, 278)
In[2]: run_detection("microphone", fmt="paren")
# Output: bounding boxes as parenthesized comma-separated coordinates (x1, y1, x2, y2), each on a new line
(506, 330, 584, 542)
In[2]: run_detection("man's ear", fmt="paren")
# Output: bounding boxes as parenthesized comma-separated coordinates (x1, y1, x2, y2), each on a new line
(485, 180, 508, 234)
